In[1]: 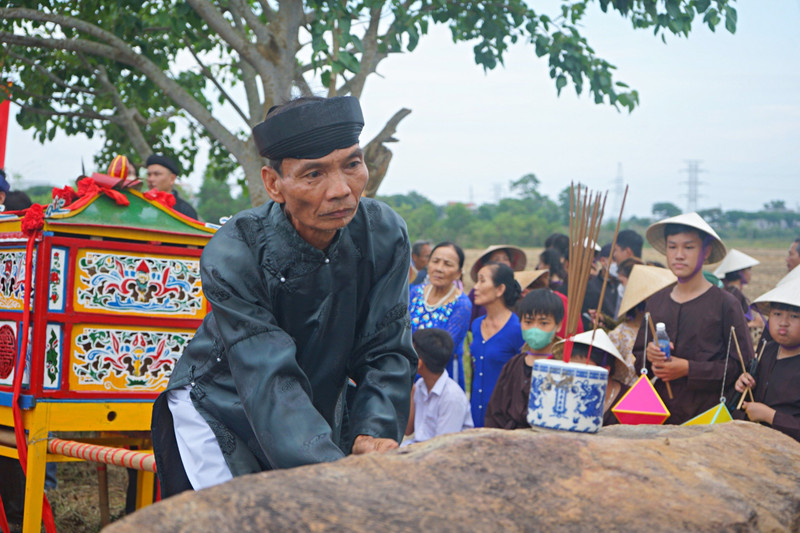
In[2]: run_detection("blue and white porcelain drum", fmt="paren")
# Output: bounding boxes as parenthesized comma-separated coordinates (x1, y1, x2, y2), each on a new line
(527, 359, 608, 433)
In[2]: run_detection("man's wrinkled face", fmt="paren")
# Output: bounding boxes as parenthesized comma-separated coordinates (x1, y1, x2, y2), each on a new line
(147, 164, 177, 193)
(412, 244, 431, 271)
(262, 144, 368, 249)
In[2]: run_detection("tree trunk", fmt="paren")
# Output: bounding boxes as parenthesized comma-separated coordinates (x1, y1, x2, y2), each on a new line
(240, 142, 269, 207)
(362, 108, 412, 198)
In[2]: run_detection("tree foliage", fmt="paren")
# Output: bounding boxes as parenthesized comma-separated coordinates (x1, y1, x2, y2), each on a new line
(195, 169, 251, 224)
(0, 0, 737, 205)
(652, 201, 682, 219)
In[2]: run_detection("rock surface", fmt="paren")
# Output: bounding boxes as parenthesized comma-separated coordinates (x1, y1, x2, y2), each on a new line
(107, 422, 800, 532)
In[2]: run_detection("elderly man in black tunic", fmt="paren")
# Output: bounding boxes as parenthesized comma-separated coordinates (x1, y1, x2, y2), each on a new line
(151, 96, 417, 495)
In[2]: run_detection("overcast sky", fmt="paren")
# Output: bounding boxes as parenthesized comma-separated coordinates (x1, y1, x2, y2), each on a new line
(5, 1, 799, 218)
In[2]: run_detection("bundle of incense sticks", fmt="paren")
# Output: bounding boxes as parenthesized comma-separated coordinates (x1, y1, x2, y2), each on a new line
(564, 183, 607, 362)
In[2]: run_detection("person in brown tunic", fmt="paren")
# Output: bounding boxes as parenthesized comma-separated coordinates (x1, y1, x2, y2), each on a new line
(633, 213, 754, 425)
(485, 289, 563, 429)
(734, 280, 800, 442)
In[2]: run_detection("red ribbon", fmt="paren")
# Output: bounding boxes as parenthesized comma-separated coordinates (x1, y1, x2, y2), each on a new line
(21, 203, 45, 236)
(52, 184, 78, 206)
(144, 189, 176, 208)
(76, 177, 129, 206)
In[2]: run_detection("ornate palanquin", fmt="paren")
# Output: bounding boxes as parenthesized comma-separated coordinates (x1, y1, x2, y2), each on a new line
(0, 181, 216, 532)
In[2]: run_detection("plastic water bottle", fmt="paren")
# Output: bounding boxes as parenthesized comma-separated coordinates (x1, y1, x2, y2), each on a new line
(656, 322, 671, 360)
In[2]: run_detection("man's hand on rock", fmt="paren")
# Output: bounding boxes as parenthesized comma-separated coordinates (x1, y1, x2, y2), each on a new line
(351, 435, 398, 455)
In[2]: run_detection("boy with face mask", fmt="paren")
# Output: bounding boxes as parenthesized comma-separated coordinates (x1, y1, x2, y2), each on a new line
(484, 289, 564, 429)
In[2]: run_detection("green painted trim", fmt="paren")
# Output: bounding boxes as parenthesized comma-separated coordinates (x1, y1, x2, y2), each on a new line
(49, 192, 211, 236)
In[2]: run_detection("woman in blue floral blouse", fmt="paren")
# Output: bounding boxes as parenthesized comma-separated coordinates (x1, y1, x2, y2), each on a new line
(409, 241, 472, 389)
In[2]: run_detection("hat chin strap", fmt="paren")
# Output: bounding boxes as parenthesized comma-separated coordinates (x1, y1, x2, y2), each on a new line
(677, 236, 713, 284)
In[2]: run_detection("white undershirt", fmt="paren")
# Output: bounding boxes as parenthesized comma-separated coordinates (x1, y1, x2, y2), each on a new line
(167, 385, 233, 490)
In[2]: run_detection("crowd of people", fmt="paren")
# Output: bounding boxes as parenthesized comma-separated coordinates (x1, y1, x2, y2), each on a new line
(4, 94, 798, 533)
(404, 216, 800, 445)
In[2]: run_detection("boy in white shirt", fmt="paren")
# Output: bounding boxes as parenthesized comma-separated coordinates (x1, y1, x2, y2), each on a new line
(404, 328, 473, 445)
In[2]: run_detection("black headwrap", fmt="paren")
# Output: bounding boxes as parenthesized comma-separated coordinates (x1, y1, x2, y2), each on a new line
(252, 96, 364, 160)
(146, 154, 180, 176)
(0, 169, 7, 193)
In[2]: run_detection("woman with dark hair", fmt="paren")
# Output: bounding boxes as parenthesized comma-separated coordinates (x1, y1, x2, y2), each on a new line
(408, 242, 472, 389)
(469, 262, 523, 427)
(537, 248, 567, 292)
(467, 245, 527, 323)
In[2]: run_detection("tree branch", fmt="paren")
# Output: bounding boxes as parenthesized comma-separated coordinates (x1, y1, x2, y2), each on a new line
(362, 108, 412, 198)
(8, 51, 98, 96)
(255, 0, 276, 21)
(94, 64, 153, 160)
(13, 85, 86, 108)
(294, 71, 313, 97)
(345, 6, 384, 98)
(182, 35, 250, 125)
(229, 0, 272, 48)
(1, 8, 143, 55)
(0, 30, 247, 161)
(185, 0, 282, 97)
(268, 0, 305, 98)
(231, 13, 267, 121)
(142, 109, 180, 126)
(11, 98, 110, 121)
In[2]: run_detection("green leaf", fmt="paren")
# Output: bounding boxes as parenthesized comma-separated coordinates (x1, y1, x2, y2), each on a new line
(665, 0, 680, 19)
(321, 69, 331, 88)
(555, 74, 567, 94)
(337, 51, 361, 73)
(694, 0, 711, 13)
(350, 34, 364, 53)
(407, 26, 420, 51)
(725, 7, 737, 33)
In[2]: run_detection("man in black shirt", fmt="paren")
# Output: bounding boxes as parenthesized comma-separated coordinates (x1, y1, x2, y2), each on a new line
(145, 154, 199, 220)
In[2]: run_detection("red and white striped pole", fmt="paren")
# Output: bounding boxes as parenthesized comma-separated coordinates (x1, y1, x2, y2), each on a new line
(48, 438, 157, 473)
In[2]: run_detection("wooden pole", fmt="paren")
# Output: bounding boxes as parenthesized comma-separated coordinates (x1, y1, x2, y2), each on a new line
(97, 464, 110, 527)
(593, 186, 627, 332)
(731, 326, 755, 402)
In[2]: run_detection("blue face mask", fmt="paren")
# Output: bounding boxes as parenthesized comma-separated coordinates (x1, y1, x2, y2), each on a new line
(522, 327, 556, 351)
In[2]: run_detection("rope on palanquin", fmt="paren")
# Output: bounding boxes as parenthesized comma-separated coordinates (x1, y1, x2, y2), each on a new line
(0, 204, 57, 533)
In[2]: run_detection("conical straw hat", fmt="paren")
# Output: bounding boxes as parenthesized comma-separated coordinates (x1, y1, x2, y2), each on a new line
(470, 244, 527, 282)
(645, 212, 727, 264)
(616, 265, 677, 319)
(566, 329, 633, 383)
(777, 265, 800, 287)
(514, 269, 549, 290)
(753, 277, 800, 315)
(712, 249, 759, 278)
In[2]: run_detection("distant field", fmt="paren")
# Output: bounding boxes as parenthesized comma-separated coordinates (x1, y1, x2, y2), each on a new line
(462, 246, 789, 298)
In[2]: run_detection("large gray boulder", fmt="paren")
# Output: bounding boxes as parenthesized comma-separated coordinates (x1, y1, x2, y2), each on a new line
(108, 422, 800, 532)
